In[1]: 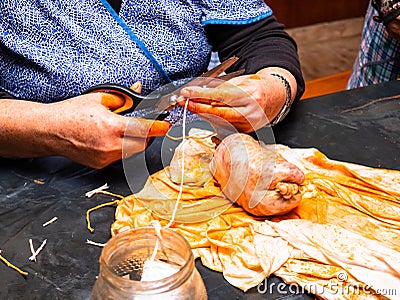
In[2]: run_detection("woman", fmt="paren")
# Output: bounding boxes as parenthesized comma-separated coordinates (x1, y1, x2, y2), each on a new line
(0, 0, 304, 168)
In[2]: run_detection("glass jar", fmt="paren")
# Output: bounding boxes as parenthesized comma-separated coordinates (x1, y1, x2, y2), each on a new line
(91, 227, 207, 300)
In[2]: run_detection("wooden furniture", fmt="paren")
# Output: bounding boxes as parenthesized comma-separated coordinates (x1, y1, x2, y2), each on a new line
(263, 1, 368, 98)
(301, 69, 352, 100)
(266, 0, 369, 28)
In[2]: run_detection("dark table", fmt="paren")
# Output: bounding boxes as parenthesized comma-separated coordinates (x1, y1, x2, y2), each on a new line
(1, 80, 399, 299)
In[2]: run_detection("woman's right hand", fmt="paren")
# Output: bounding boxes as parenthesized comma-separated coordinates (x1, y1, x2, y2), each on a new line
(0, 93, 171, 169)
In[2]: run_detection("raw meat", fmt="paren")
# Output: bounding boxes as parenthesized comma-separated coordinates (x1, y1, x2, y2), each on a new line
(211, 133, 305, 216)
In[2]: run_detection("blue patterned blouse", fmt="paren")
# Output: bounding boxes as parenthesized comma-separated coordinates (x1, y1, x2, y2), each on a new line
(0, 0, 272, 102)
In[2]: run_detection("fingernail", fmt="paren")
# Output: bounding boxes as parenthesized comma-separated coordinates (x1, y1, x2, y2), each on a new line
(176, 95, 186, 102)
(131, 81, 139, 89)
(180, 87, 191, 97)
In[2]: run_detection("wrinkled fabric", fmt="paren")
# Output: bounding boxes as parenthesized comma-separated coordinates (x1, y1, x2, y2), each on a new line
(112, 134, 400, 299)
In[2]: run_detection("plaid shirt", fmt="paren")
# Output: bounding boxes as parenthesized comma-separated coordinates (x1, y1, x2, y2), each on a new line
(347, 2, 400, 89)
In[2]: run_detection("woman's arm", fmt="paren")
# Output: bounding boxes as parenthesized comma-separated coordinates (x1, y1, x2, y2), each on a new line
(205, 15, 304, 102)
(181, 16, 304, 131)
(0, 94, 170, 168)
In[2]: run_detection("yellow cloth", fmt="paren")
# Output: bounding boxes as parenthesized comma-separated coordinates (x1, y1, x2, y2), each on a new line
(111, 143, 400, 300)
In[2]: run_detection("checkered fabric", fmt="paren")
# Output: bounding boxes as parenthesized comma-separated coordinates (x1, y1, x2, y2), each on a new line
(347, 2, 400, 89)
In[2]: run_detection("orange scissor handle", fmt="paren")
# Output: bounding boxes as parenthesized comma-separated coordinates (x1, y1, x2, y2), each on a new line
(83, 84, 153, 115)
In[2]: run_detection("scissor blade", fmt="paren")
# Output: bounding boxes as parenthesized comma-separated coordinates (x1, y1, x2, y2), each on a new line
(204, 69, 245, 88)
(179, 56, 240, 89)
(199, 56, 240, 79)
(155, 56, 240, 112)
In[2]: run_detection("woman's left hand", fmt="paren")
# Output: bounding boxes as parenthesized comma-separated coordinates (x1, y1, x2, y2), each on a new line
(178, 67, 297, 133)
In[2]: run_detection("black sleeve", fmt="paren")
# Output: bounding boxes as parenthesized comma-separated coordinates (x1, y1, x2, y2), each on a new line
(0, 89, 15, 99)
(106, 0, 122, 14)
(204, 16, 305, 101)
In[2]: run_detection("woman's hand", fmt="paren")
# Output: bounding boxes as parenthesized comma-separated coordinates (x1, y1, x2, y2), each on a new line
(48, 93, 171, 168)
(0, 92, 171, 169)
(178, 67, 297, 133)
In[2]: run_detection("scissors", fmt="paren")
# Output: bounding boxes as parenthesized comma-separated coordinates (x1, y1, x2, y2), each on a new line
(82, 56, 244, 120)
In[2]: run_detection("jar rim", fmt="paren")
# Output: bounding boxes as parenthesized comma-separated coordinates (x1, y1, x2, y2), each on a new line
(99, 226, 195, 295)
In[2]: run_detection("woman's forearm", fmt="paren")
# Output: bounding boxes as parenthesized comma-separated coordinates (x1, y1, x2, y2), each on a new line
(0, 94, 171, 168)
(0, 99, 57, 158)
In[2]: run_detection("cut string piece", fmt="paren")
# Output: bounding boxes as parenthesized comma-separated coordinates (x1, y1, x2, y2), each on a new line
(29, 239, 47, 262)
(86, 239, 106, 247)
(85, 183, 110, 198)
(86, 190, 125, 233)
(85, 183, 125, 233)
(166, 120, 218, 141)
(0, 250, 28, 276)
(42, 217, 58, 227)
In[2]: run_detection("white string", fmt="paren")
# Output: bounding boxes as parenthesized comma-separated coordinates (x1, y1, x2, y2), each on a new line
(86, 239, 106, 247)
(29, 239, 36, 262)
(164, 99, 189, 229)
(29, 239, 47, 261)
(148, 99, 189, 265)
(85, 183, 109, 198)
(42, 216, 58, 227)
(149, 220, 162, 262)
